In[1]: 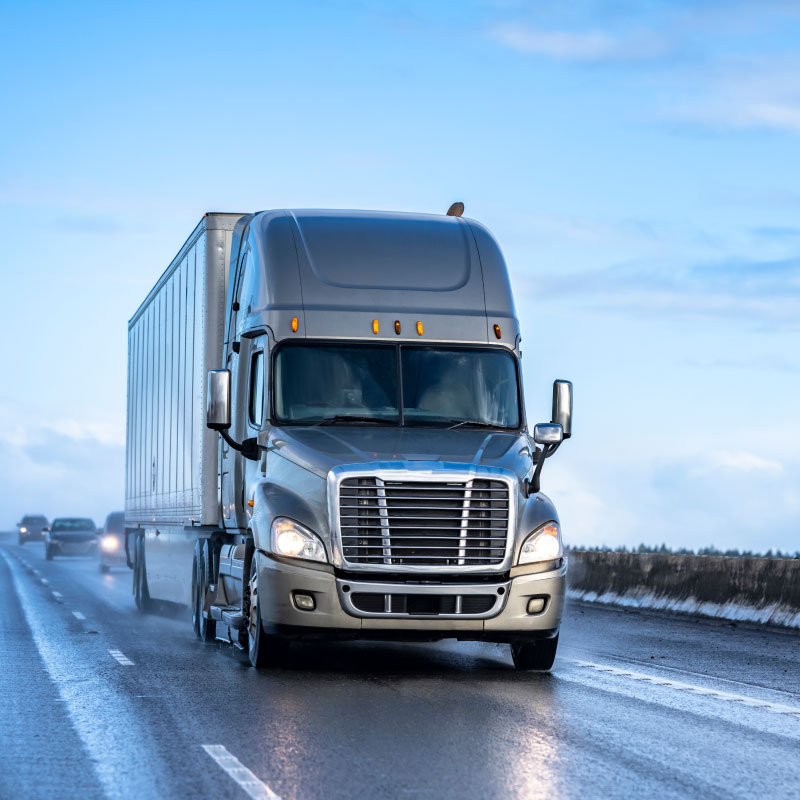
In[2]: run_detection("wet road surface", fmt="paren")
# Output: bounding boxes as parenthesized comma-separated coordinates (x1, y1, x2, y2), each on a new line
(1, 538, 799, 800)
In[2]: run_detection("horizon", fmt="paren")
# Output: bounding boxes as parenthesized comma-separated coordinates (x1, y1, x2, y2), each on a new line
(1, 1, 798, 550)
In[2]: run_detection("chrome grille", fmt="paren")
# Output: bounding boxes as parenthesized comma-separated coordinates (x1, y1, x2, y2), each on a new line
(339, 477, 509, 567)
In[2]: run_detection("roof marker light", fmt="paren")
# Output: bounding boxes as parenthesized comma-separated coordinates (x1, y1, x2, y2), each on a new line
(291, 317, 298, 332)
(372, 319, 380, 335)
(494, 324, 502, 339)
(416, 321, 423, 336)
(395, 320, 401, 335)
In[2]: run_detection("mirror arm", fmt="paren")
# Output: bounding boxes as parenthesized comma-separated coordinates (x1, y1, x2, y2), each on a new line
(217, 429, 262, 461)
(526, 443, 559, 496)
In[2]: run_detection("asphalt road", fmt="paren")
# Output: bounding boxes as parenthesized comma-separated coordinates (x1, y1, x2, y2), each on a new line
(1, 537, 799, 800)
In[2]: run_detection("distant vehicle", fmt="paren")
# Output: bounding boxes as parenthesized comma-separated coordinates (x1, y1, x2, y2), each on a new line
(45, 518, 98, 560)
(126, 209, 573, 671)
(17, 515, 49, 545)
(98, 512, 126, 572)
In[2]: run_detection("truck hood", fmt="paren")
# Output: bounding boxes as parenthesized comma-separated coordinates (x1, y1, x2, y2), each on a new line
(268, 426, 534, 480)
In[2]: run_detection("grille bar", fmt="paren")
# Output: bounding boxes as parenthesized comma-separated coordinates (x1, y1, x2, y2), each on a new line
(339, 476, 510, 567)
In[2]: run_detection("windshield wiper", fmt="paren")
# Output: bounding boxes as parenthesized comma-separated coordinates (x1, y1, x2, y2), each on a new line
(447, 420, 505, 430)
(312, 415, 398, 426)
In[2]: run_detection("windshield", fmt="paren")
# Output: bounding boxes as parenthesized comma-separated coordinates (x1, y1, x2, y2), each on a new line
(52, 518, 96, 532)
(274, 344, 520, 428)
(105, 512, 125, 533)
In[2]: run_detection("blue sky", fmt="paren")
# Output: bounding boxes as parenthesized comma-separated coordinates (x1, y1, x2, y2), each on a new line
(1, 0, 798, 550)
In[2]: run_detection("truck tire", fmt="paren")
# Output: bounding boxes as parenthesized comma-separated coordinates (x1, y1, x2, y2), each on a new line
(192, 540, 216, 642)
(45, 544, 53, 560)
(134, 537, 154, 613)
(510, 635, 559, 671)
(18, 537, 24, 546)
(246, 555, 288, 668)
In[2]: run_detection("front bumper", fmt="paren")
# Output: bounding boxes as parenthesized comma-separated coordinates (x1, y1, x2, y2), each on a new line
(49, 538, 98, 556)
(257, 553, 566, 642)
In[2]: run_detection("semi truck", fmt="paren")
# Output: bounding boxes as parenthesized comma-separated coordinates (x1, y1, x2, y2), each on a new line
(125, 207, 573, 670)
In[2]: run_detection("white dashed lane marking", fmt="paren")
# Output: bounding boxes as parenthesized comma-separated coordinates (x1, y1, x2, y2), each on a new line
(52, 591, 63, 601)
(108, 649, 134, 666)
(573, 660, 800, 718)
(40, 578, 49, 585)
(72, 611, 86, 621)
(202, 745, 281, 799)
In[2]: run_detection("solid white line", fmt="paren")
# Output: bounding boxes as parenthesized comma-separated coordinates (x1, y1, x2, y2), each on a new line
(202, 745, 281, 799)
(72, 611, 86, 620)
(1, 550, 165, 798)
(108, 649, 134, 666)
(573, 660, 800, 718)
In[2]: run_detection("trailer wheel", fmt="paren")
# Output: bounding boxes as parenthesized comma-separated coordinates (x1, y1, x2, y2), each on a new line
(192, 540, 216, 641)
(246, 554, 288, 668)
(45, 544, 53, 560)
(134, 536, 154, 613)
(510, 634, 559, 671)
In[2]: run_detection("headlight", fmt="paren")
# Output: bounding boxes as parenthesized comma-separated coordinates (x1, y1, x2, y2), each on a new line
(271, 518, 328, 564)
(101, 535, 119, 551)
(20, 527, 27, 533)
(518, 521, 562, 565)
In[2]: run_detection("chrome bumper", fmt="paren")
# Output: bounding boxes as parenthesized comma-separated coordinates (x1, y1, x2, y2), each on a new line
(257, 553, 566, 640)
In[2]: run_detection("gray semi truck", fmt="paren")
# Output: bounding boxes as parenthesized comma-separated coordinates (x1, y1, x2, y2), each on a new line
(125, 207, 573, 670)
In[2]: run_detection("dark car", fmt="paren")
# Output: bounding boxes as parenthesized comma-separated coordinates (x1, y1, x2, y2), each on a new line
(98, 511, 127, 572)
(17, 515, 49, 545)
(45, 517, 98, 560)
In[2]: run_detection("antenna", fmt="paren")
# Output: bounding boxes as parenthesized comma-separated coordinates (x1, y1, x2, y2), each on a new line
(446, 202, 464, 217)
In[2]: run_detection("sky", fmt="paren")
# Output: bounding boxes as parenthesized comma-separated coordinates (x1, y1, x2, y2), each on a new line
(0, 0, 798, 551)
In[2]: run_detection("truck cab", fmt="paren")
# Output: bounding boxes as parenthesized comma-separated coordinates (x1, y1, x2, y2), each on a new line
(202, 209, 573, 669)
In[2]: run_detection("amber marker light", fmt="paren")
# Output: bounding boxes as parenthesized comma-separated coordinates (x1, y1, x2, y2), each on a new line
(416, 321, 423, 336)
(395, 320, 401, 335)
(494, 324, 502, 339)
(291, 317, 298, 332)
(372, 319, 380, 334)
(247, 499, 254, 507)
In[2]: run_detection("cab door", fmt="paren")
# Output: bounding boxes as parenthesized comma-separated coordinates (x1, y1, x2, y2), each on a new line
(221, 245, 249, 529)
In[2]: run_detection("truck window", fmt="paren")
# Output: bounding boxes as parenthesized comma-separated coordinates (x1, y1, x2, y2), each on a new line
(249, 350, 265, 426)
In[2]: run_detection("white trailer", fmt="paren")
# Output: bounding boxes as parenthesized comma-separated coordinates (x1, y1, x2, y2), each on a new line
(125, 213, 244, 600)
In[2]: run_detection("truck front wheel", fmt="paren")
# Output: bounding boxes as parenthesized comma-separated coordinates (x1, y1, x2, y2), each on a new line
(510, 635, 559, 671)
(246, 555, 288, 668)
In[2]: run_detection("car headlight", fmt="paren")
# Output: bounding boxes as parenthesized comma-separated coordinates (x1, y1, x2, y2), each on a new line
(20, 527, 27, 533)
(101, 536, 119, 551)
(518, 521, 562, 565)
(271, 518, 328, 563)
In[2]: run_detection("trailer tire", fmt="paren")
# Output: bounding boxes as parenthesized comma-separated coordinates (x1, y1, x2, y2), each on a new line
(246, 555, 288, 668)
(510, 634, 559, 671)
(134, 537, 154, 613)
(45, 544, 53, 560)
(99, 562, 110, 574)
(192, 540, 216, 642)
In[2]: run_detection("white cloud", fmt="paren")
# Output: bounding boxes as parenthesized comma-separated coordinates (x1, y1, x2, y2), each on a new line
(702, 450, 783, 475)
(490, 25, 617, 60)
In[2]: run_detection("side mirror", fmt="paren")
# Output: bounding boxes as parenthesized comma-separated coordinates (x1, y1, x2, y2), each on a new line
(533, 423, 564, 446)
(551, 379, 573, 439)
(207, 369, 232, 430)
(42, 527, 50, 533)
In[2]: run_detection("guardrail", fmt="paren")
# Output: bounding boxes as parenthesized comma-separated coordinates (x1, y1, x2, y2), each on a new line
(567, 550, 800, 630)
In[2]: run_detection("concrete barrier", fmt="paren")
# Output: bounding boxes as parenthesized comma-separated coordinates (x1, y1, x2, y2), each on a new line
(567, 550, 800, 630)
